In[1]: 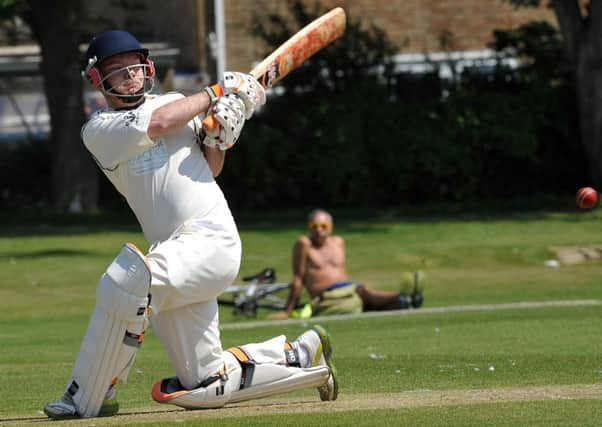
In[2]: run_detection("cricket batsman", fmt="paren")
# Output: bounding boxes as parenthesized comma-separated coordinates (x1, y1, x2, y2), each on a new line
(44, 30, 338, 419)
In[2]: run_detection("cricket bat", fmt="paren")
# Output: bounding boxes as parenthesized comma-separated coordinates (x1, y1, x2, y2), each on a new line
(202, 7, 346, 132)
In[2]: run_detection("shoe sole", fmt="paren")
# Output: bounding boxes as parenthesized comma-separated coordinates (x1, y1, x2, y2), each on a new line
(43, 406, 79, 420)
(311, 325, 338, 401)
(43, 399, 119, 420)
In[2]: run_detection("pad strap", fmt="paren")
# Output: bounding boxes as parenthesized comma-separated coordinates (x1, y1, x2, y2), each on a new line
(226, 346, 255, 389)
(284, 341, 301, 367)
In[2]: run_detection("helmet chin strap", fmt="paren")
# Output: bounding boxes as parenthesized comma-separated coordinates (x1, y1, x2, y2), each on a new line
(113, 89, 146, 104)
(103, 80, 154, 107)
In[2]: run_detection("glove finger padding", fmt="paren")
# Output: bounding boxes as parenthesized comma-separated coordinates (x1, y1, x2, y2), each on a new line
(221, 71, 266, 119)
(202, 94, 246, 151)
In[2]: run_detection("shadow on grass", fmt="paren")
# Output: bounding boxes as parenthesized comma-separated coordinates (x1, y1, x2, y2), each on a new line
(235, 198, 598, 233)
(0, 209, 140, 237)
(0, 248, 101, 259)
(0, 193, 597, 236)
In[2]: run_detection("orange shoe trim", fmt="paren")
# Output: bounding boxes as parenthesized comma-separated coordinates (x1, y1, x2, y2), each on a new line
(151, 380, 188, 403)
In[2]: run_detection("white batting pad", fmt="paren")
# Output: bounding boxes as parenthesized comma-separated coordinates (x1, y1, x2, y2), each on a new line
(66, 243, 151, 418)
(152, 350, 330, 409)
(229, 364, 330, 403)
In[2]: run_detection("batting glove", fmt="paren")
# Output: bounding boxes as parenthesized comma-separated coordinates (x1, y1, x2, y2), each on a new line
(202, 94, 246, 150)
(204, 71, 266, 119)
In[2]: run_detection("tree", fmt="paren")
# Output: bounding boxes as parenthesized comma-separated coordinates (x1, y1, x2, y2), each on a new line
(551, 1, 602, 186)
(506, 1, 602, 186)
(0, 0, 98, 212)
(217, 1, 401, 209)
(251, 0, 398, 96)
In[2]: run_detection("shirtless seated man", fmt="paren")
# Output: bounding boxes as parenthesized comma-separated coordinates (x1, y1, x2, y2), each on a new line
(269, 209, 423, 319)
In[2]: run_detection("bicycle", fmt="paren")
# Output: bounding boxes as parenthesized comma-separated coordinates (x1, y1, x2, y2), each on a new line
(218, 268, 300, 317)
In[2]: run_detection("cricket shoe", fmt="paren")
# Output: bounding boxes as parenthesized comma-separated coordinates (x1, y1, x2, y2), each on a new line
(397, 291, 424, 309)
(400, 271, 425, 309)
(411, 291, 424, 308)
(294, 324, 338, 401)
(43, 384, 119, 419)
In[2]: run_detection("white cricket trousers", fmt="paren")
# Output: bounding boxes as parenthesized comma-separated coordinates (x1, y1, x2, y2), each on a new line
(145, 216, 245, 389)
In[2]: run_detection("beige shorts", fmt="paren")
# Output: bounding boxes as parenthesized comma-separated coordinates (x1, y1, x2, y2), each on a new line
(312, 283, 363, 316)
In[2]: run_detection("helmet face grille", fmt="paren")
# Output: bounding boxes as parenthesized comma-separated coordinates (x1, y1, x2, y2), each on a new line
(100, 62, 155, 97)
(86, 58, 155, 89)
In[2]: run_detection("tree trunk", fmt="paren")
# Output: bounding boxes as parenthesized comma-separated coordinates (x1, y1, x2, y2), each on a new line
(576, 42, 602, 186)
(552, 0, 602, 187)
(25, 0, 98, 212)
(573, 1, 602, 187)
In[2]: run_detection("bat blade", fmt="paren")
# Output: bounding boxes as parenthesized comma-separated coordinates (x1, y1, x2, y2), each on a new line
(202, 7, 346, 132)
(250, 7, 346, 88)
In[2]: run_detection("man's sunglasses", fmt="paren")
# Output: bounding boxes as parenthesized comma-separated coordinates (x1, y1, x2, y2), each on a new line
(308, 222, 331, 231)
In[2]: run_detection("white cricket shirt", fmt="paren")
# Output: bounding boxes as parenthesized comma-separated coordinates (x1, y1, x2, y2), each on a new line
(82, 93, 236, 244)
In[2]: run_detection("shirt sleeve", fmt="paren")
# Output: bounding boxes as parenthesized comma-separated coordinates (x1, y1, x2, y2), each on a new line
(81, 105, 155, 169)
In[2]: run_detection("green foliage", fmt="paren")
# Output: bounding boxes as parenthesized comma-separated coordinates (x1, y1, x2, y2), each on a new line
(251, 0, 398, 95)
(0, 139, 51, 208)
(215, 1, 584, 210)
(504, 0, 542, 8)
(0, 0, 30, 42)
(222, 76, 582, 209)
(0, 0, 27, 16)
(491, 20, 568, 81)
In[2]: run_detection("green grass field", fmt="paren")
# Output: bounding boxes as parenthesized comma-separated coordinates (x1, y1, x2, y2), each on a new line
(1, 207, 602, 425)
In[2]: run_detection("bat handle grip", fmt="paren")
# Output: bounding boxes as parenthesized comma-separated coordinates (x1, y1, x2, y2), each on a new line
(201, 83, 224, 133)
(202, 115, 219, 133)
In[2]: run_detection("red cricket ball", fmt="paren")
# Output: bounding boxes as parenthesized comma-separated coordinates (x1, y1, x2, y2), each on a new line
(576, 187, 598, 209)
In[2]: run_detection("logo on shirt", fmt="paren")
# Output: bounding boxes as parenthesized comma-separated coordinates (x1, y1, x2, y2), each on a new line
(123, 111, 139, 127)
(128, 141, 168, 176)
